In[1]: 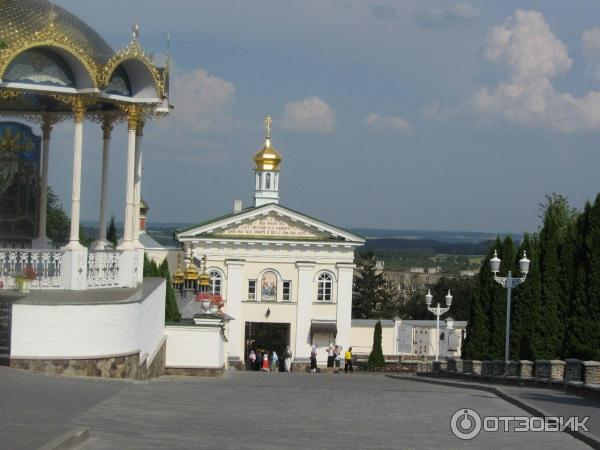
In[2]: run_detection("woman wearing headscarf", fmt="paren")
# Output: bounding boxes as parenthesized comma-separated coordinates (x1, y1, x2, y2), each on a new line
(310, 345, 318, 373)
(284, 345, 293, 372)
(248, 350, 256, 371)
(271, 351, 279, 373)
(262, 351, 270, 371)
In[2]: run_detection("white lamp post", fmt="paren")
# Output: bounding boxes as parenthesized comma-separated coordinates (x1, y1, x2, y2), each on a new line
(425, 289, 452, 362)
(490, 249, 530, 375)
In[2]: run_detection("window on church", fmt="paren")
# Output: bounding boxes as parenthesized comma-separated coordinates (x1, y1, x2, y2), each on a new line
(248, 280, 256, 300)
(317, 273, 332, 302)
(209, 270, 222, 295)
(266, 173, 271, 189)
(282, 281, 291, 301)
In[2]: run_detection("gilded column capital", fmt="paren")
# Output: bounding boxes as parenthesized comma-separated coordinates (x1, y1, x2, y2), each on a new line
(73, 100, 86, 123)
(102, 118, 114, 140)
(127, 106, 140, 131)
(136, 120, 145, 137)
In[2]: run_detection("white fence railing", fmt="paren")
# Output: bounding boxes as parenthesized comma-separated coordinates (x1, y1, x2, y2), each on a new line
(0, 249, 63, 289)
(87, 250, 122, 288)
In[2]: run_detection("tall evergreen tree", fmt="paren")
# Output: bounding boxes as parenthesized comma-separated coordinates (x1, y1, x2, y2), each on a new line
(46, 187, 69, 246)
(488, 236, 517, 358)
(106, 216, 118, 248)
(583, 195, 600, 359)
(159, 259, 181, 322)
(367, 321, 385, 369)
(353, 250, 399, 319)
(537, 194, 575, 358)
(510, 234, 543, 360)
(463, 243, 498, 360)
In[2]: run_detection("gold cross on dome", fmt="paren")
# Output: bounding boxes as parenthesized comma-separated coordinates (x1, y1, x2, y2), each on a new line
(264, 115, 272, 139)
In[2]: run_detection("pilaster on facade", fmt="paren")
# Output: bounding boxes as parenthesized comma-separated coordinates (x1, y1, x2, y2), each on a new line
(336, 262, 356, 349)
(225, 259, 246, 361)
(295, 261, 315, 361)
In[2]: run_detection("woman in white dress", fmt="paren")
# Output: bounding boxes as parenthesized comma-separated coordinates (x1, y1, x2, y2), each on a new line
(284, 345, 293, 372)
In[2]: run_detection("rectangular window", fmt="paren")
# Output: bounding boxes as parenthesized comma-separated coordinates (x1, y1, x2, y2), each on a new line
(282, 281, 291, 301)
(248, 280, 256, 300)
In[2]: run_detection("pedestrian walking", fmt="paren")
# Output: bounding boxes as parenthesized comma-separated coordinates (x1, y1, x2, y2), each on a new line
(249, 350, 256, 370)
(327, 346, 335, 369)
(271, 351, 279, 373)
(284, 345, 293, 372)
(344, 347, 353, 373)
(262, 352, 270, 371)
(310, 345, 318, 373)
(334, 345, 342, 373)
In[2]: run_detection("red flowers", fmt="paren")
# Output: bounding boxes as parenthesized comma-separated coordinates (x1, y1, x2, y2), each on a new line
(19, 265, 38, 281)
(195, 292, 224, 308)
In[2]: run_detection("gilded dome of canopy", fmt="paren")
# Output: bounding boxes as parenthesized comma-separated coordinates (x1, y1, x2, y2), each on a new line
(254, 115, 282, 171)
(0, 0, 115, 64)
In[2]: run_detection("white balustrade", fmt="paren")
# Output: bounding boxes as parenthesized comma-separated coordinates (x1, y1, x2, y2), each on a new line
(0, 249, 63, 289)
(87, 250, 122, 288)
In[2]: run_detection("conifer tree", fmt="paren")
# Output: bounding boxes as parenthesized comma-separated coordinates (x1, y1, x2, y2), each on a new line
(106, 216, 118, 248)
(583, 195, 600, 359)
(510, 234, 543, 360)
(463, 243, 498, 360)
(537, 194, 575, 358)
(367, 321, 385, 370)
(353, 250, 399, 319)
(159, 259, 181, 322)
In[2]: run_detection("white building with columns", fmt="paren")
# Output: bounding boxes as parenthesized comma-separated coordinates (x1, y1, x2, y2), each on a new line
(175, 118, 365, 367)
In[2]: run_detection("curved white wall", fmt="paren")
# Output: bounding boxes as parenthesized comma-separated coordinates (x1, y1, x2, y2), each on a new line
(11, 280, 165, 359)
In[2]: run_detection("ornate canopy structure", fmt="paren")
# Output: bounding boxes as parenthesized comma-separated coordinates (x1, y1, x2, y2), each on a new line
(0, 0, 171, 290)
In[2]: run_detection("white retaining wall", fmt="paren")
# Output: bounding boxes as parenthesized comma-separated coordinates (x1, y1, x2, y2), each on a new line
(11, 280, 166, 359)
(165, 325, 226, 369)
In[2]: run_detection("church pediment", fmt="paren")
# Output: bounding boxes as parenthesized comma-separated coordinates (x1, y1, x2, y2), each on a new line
(215, 213, 326, 240)
(176, 204, 365, 244)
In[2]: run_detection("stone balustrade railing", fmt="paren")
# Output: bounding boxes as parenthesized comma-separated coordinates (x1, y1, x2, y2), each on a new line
(428, 357, 600, 401)
(87, 250, 122, 288)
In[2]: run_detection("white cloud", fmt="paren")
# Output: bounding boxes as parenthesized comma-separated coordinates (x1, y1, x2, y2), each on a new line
(582, 26, 600, 82)
(415, 3, 480, 29)
(279, 97, 337, 133)
(429, 10, 600, 133)
(365, 113, 413, 135)
(482, 10, 571, 82)
(157, 59, 238, 136)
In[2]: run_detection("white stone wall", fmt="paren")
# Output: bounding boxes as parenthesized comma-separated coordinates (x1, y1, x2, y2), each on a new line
(164, 325, 225, 369)
(11, 279, 166, 359)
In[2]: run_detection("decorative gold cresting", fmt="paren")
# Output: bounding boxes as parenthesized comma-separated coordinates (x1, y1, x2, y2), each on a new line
(101, 39, 165, 99)
(254, 115, 282, 171)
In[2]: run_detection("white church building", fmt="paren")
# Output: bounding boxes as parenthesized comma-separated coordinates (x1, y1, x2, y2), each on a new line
(173, 117, 365, 368)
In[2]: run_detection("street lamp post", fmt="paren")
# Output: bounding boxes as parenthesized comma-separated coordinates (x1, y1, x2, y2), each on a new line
(490, 250, 531, 375)
(425, 289, 453, 362)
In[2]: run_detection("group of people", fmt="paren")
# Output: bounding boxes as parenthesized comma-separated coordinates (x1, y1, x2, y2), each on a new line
(248, 346, 293, 372)
(310, 345, 353, 373)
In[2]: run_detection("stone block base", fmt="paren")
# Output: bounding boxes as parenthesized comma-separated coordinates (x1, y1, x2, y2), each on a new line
(10, 339, 166, 381)
(165, 366, 225, 377)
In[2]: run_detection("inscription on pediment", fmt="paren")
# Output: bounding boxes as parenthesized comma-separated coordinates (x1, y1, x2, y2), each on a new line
(216, 214, 325, 239)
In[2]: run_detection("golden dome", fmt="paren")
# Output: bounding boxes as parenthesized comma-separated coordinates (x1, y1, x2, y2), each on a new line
(254, 115, 282, 171)
(198, 270, 211, 287)
(172, 254, 184, 285)
(184, 260, 199, 281)
(0, 0, 115, 64)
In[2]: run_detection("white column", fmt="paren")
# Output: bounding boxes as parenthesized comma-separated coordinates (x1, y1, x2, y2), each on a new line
(63, 104, 85, 251)
(294, 262, 315, 362)
(225, 259, 245, 365)
(118, 109, 138, 251)
(336, 263, 356, 351)
(32, 120, 52, 249)
(61, 103, 88, 290)
(91, 119, 113, 250)
(132, 121, 144, 249)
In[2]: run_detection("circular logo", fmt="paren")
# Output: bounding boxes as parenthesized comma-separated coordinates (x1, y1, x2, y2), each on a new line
(450, 408, 482, 440)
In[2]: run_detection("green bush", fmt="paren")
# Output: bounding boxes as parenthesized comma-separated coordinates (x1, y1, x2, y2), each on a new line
(367, 320, 385, 370)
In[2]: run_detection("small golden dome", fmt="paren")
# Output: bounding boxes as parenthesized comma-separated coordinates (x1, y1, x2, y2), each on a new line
(254, 115, 282, 171)
(198, 270, 211, 287)
(172, 254, 185, 285)
(184, 260, 199, 281)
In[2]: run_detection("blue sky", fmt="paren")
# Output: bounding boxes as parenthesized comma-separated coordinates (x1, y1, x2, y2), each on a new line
(47, 0, 600, 233)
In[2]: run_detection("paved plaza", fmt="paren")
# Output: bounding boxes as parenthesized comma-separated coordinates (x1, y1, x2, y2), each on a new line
(0, 367, 594, 449)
